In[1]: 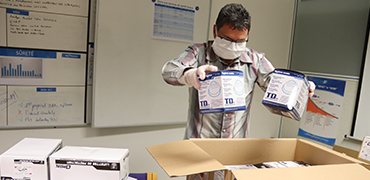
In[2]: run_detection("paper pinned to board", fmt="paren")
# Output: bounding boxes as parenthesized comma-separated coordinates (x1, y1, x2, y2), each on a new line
(358, 136, 370, 162)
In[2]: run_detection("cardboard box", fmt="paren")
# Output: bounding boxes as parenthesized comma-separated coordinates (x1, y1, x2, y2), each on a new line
(146, 138, 370, 180)
(262, 69, 309, 120)
(198, 70, 246, 114)
(0, 137, 63, 180)
(49, 146, 129, 180)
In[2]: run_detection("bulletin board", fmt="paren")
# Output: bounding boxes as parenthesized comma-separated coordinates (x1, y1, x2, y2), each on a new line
(92, 0, 211, 127)
(0, 0, 94, 128)
(289, 0, 370, 142)
(290, 0, 369, 77)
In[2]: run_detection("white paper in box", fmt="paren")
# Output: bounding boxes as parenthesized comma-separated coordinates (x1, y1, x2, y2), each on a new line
(0, 138, 62, 180)
(49, 146, 129, 180)
(198, 70, 246, 114)
(262, 69, 309, 120)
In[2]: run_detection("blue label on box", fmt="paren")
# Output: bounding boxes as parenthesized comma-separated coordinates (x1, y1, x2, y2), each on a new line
(200, 105, 247, 114)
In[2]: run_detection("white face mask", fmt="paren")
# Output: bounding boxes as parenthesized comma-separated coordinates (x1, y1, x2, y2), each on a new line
(212, 36, 247, 59)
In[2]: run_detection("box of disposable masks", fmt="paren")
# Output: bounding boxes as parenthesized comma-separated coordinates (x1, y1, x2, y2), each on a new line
(0, 137, 62, 180)
(198, 70, 246, 114)
(262, 69, 309, 120)
(49, 146, 129, 180)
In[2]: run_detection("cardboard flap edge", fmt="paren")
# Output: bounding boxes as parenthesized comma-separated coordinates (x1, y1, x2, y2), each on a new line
(146, 140, 226, 177)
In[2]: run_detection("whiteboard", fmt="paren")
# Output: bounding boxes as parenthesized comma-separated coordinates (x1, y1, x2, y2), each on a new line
(6, 9, 88, 51)
(0, 8, 5, 46)
(0, 0, 92, 128)
(0, 0, 89, 16)
(7, 86, 85, 127)
(2, 1, 89, 52)
(92, 0, 211, 127)
(0, 86, 6, 125)
(353, 31, 370, 140)
(0, 49, 87, 127)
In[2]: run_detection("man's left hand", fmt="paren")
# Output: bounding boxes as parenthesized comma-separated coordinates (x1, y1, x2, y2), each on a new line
(309, 81, 315, 97)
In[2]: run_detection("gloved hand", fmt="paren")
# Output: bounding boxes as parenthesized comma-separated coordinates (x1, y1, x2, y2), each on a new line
(308, 81, 316, 97)
(180, 65, 218, 89)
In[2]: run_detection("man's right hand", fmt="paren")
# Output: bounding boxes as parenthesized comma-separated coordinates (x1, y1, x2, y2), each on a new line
(181, 65, 218, 90)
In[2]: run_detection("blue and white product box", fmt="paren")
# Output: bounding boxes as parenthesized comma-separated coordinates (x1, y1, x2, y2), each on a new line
(0, 138, 63, 180)
(224, 164, 258, 170)
(262, 69, 309, 121)
(198, 70, 246, 114)
(49, 146, 129, 180)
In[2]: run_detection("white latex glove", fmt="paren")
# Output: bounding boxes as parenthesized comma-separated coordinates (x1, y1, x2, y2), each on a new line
(180, 65, 218, 90)
(308, 81, 316, 97)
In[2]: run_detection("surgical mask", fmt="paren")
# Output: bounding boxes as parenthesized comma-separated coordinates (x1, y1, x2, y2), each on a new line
(212, 36, 247, 59)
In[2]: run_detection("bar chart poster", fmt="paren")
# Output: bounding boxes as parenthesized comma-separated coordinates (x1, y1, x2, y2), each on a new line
(0, 57, 44, 85)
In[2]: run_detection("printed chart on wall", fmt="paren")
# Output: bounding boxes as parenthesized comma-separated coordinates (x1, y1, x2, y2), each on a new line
(298, 76, 346, 146)
(0, 0, 91, 127)
(151, 0, 197, 42)
(359, 136, 370, 162)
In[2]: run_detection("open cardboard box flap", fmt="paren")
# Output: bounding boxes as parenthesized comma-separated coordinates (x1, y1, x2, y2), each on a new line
(146, 140, 226, 177)
(146, 138, 370, 179)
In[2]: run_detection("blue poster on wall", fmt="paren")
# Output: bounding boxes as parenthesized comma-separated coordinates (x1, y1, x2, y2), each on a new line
(298, 76, 346, 146)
